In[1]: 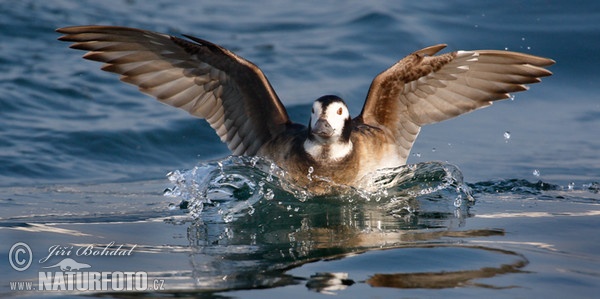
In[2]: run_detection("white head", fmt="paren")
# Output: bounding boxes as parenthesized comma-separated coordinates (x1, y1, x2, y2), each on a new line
(309, 95, 352, 143)
(304, 95, 353, 161)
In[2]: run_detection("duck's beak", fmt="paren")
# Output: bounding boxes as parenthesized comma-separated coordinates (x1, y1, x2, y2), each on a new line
(312, 118, 334, 138)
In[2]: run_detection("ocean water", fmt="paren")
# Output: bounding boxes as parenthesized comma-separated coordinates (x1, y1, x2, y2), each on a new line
(1, 0, 599, 298)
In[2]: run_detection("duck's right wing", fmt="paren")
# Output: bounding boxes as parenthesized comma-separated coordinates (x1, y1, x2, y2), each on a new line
(57, 25, 291, 155)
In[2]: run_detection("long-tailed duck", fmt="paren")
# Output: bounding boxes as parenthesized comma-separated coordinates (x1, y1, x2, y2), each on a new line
(57, 26, 554, 194)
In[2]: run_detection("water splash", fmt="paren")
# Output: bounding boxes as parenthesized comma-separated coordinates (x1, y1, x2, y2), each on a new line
(164, 157, 473, 222)
(503, 131, 511, 142)
(584, 182, 600, 193)
(165, 156, 292, 221)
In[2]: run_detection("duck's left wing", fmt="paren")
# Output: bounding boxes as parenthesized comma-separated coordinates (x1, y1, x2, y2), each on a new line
(57, 25, 291, 155)
(356, 44, 554, 161)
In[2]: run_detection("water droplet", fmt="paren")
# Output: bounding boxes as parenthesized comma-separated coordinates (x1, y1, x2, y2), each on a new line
(250, 156, 260, 167)
(568, 182, 575, 190)
(454, 195, 463, 208)
(503, 131, 511, 142)
(223, 214, 234, 223)
(267, 162, 277, 182)
(217, 161, 224, 175)
(264, 188, 274, 200)
(533, 169, 540, 177)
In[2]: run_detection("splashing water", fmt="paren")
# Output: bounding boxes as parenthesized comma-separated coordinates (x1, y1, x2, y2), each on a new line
(164, 156, 473, 222)
(163, 157, 600, 227)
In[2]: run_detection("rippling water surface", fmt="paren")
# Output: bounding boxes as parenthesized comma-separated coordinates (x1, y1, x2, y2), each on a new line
(1, 0, 599, 298)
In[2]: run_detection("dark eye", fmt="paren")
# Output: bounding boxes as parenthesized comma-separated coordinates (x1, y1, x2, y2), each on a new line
(337, 107, 343, 115)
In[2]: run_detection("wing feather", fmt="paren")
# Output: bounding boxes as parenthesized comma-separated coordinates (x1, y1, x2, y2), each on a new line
(57, 25, 292, 155)
(358, 44, 554, 163)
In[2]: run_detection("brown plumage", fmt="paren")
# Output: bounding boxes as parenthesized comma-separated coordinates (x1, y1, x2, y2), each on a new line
(57, 25, 554, 194)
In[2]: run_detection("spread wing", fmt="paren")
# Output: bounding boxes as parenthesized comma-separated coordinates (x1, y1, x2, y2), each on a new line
(357, 44, 554, 160)
(57, 25, 291, 155)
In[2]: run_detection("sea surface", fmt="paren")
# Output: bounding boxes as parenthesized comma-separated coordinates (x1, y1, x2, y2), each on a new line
(1, 0, 600, 298)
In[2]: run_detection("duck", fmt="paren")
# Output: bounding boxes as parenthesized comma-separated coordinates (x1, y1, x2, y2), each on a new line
(57, 25, 554, 195)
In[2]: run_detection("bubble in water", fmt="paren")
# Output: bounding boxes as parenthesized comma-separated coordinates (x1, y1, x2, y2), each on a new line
(533, 169, 541, 177)
(503, 131, 511, 142)
(168, 203, 177, 210)
(307, 166, 314, 181)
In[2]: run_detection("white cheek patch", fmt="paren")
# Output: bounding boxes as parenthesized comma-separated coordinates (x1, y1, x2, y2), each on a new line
(323, 103, 349, 136)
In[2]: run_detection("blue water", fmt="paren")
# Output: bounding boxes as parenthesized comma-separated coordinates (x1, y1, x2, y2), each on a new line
(1, 0, 600, 298)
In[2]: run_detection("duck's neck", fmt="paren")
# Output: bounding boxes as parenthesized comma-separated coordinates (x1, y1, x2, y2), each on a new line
(303, 138, 353, 162)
